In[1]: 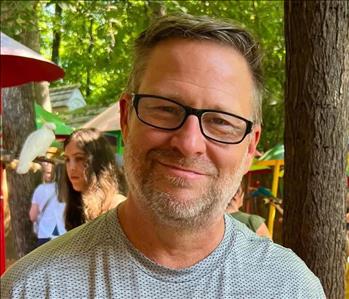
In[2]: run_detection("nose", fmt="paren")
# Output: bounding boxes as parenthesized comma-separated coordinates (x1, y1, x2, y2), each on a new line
(66, 159, 76, 174)
(170, 115, 207, 157)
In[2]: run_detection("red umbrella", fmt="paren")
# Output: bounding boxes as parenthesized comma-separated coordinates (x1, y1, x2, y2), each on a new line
(0, 31, 65, 275)
(0, 32, 64, 88)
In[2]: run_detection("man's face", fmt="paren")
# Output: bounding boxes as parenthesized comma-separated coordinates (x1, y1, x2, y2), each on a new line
(120, 38, 260, 228)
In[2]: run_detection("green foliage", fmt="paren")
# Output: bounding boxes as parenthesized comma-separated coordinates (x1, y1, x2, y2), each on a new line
(1, 1, 38, 37)
(3, 0, 285, 151)
(42, 1, 149, 105)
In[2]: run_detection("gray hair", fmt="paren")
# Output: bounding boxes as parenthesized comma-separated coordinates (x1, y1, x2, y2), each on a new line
(126, 14, 263, 124)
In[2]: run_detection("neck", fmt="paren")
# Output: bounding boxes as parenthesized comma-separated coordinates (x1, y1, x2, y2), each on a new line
(118, 196, 225, 269)
(226, 205, 239, 214)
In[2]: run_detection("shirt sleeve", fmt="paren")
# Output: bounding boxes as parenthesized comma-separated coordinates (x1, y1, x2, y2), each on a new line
(248, 214, 266, 232)
(31, 184, 47, 211)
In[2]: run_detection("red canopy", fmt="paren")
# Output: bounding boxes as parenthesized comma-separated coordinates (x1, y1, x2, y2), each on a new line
(0, 32, 64, 88)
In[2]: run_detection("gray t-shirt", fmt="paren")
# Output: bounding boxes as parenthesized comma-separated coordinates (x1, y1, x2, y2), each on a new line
(1, 209, 325, 298)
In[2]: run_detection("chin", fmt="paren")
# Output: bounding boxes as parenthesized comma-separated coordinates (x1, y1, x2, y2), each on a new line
(72, 184, 83, 192)
(163, 186, 200, 201)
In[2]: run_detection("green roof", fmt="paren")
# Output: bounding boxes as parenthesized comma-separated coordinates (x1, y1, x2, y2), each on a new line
(35, 103, 73, 136)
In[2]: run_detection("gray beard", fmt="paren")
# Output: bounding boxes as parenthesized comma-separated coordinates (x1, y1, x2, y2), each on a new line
(124, 146, 247, 231)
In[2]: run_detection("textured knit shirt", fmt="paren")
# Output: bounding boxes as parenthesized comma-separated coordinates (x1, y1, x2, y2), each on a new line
(1, 209, 325, 299)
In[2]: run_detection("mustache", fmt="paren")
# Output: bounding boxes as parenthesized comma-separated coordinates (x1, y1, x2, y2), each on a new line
(148, 149, 218, 176)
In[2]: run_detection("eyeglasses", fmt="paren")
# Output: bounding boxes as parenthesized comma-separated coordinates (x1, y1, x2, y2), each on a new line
(132, 94, 253, 144)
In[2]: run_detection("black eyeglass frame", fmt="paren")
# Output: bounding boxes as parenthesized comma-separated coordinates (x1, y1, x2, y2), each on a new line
(131, 93, 253, 145)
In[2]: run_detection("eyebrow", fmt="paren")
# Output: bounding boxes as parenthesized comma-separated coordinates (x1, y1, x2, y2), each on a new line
(143, 92, 238, 115)
(63, 152, 86, 158)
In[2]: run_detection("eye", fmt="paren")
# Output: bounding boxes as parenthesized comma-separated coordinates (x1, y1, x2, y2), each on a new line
(75, 156, 86, 162)
(202, 112, 246, 138)
(210, 117, 232, 126)
(205, 114, 235, 128)
(161, 106, 182, 114)
(141, 98, 182, 115)
(148, 104, 180, 114)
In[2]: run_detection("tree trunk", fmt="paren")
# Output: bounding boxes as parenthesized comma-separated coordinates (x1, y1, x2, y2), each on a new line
(34, 81, 52, 112)
(51, 2, 62, 65)
(2, 86, 39, 257)
(86, 18, 94, 97)
(284, 1, 349, 298)
(47, 2, 62, 112)
(27, 2, 52, 112)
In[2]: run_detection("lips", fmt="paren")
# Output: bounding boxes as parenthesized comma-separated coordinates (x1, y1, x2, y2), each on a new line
(156, 161, 215, 182)
(69, 176, 81, 182)
(159, 161, 205, 176)
(148, 149, 218, 177)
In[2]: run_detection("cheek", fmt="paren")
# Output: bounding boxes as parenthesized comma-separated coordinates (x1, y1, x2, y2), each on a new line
(210, 145, 249, 176)
(65, 163, 72, 175)
(77, 161, 87, 174)
(127, 122, 171, 153)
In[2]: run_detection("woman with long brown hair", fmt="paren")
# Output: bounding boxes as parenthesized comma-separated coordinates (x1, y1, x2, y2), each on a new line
(59, 128, 125, 230)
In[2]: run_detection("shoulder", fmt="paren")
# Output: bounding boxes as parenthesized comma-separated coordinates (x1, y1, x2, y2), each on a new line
(229, 211, 264, 232)
(32, 183, 45, 193)
(32, 184, 47, 202)
(225, 216, 325, 297)
(33, 183, 55, 194)
(229, 211, 249, 224)
(248, 213, 265, 223)
(257, 242, 324, 297)
(1, 209, 119, 298)
(32, 183, 56, 203)
(110, 194, 126, 209)
(248, 213, 265, 231)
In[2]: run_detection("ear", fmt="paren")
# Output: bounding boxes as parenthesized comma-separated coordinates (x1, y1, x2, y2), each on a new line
(119, 93, 132, 143)
(243, 124, 261, 174)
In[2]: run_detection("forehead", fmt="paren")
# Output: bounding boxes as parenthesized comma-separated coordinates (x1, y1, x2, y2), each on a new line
(42, 162, 53, 170)
(64, 140, 85, 156)
(139, 38, 254, 116)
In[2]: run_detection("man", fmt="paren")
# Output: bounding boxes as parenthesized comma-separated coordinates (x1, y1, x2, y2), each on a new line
(1, 14, 325, 298)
